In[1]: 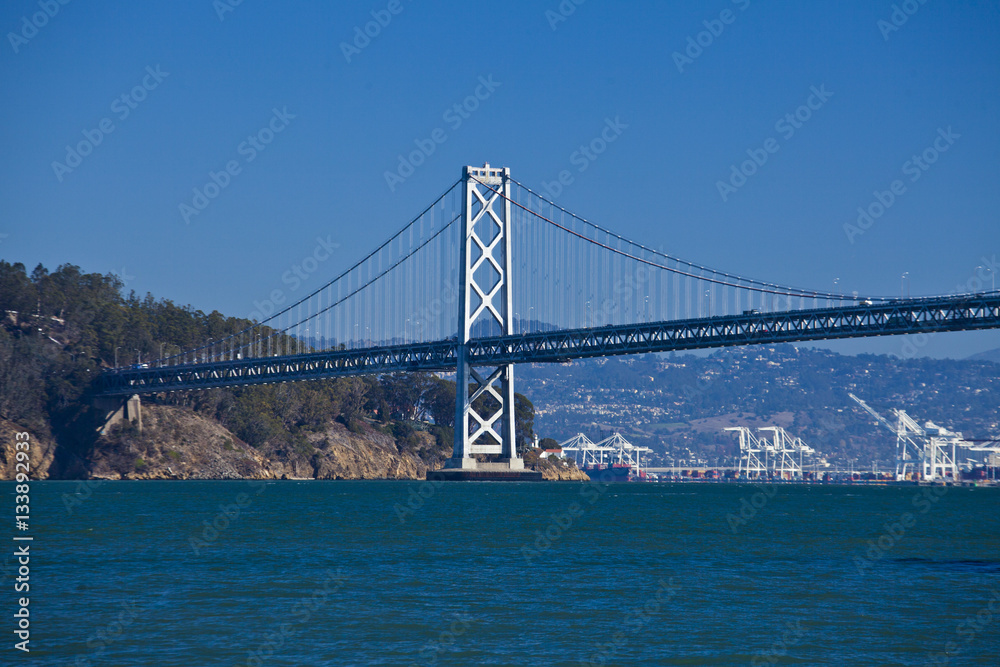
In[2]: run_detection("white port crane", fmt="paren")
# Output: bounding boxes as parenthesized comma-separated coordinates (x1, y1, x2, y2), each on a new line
(724, 427, 767, 477)
(559, 433, 614, 467)
(724, 426, 817, 479)
(594, 433, 652, 476)
(558, 432, 651, 477)
(758, 426, 812, 479)
(848, 393, 972, 481)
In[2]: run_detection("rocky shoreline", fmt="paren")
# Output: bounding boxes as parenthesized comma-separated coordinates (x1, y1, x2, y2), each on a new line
(1, 405, 588, 482)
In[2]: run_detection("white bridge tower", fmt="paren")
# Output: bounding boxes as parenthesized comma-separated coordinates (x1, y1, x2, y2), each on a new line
(447, 164, 523, 472)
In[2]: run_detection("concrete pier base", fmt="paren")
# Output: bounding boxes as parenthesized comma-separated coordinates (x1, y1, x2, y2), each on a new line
(429, 458, 542, 481)
(94, 394, 143, 435)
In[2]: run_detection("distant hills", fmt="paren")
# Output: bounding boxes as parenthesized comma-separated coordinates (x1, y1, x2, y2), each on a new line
(968, 347, 1000, 364)
(518, 345, 1000, 469)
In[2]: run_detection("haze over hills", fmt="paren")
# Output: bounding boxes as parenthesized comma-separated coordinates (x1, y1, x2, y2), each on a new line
(518, 345, 1000, 470)
(968, 347, 1000, 364)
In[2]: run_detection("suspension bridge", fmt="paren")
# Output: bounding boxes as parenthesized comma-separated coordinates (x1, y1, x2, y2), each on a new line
(97, 163, 1000, 477)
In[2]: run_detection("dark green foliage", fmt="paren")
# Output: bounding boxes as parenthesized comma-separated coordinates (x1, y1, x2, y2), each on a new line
(0, 262, 532, 460)
(424, 378, 456, 427)
(386, 420, 421, 449)
(0, 327, 47, 430)
(429, 425, 453, 451)
(381, 373, 432, 421)
(522, 448, 541, 467)
(515, 393, 534, 449)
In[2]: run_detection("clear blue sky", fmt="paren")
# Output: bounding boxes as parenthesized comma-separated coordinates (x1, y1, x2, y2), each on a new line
(2, 0, 998, 359)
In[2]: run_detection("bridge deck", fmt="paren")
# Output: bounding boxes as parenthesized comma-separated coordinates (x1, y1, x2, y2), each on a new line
(96, 294, 1000, 396)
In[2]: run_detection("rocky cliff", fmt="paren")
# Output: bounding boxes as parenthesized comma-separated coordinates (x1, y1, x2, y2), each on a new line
(263, 420, 434, 480)
(1, 405, 577, 481)
(82, 405, 436, 481)
(524, 450, 591, 481)
(0, 419, 58, 480)
(87, 405, 272, 480)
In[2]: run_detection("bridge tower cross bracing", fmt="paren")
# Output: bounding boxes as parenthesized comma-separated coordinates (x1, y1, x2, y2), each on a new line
(447, 163, 523, 471)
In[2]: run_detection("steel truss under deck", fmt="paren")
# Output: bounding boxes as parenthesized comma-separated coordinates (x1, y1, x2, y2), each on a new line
(97, 293, 1000, 397)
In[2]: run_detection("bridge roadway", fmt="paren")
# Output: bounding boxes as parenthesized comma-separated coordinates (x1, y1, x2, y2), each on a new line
(96, 293, 1000, 396)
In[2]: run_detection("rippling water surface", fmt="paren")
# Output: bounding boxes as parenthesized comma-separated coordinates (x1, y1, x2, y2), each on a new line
(9, 481, 1000, 665)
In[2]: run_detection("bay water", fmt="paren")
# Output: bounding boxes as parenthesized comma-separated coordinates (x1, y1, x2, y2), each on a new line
(6, 480, 1000, 665)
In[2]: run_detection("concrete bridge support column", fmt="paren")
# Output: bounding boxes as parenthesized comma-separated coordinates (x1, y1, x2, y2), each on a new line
(94, 394, 143, 435)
